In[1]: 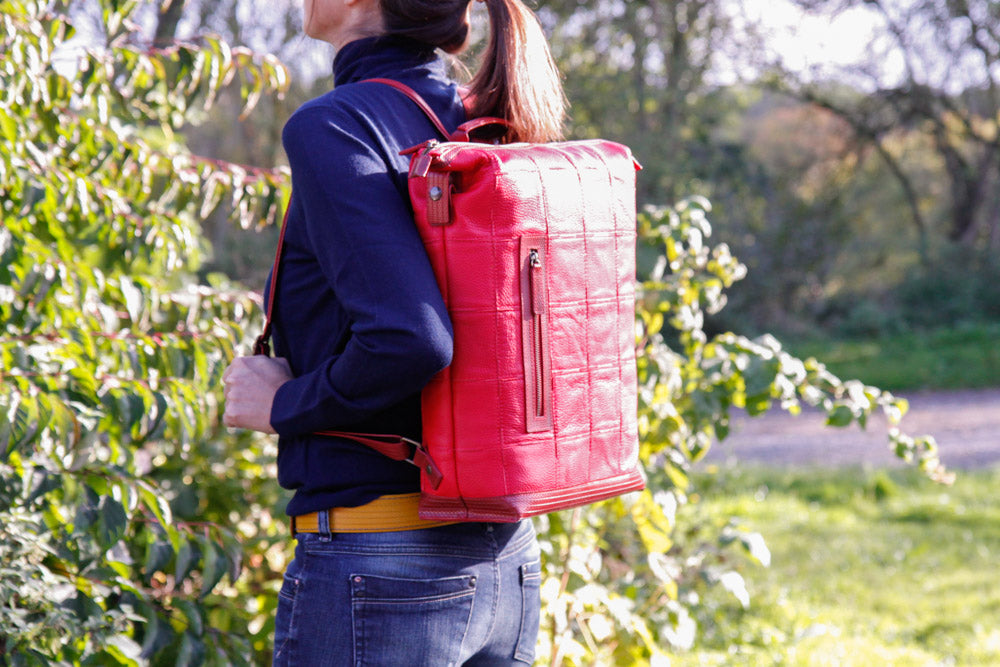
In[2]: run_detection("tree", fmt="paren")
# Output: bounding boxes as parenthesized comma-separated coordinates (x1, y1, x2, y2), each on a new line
(776, 0, 1000, 256)
(153, 0, 186, 48)
(539, 0, 738, 205)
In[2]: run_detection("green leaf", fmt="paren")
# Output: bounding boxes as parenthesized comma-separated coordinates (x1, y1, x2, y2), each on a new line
(139, 610, 173, 660)
(96, 496, 128, 548)
(199, 538, 226, 598)
(25, 468, 61, 505)
(139, 485, 174, 533)
(0, 405, 12, 456)
(718, 571, 749, 608)
(10, 393, 41, 450)
(826, 404, 854, 428)
(142, 539, 173, 582)
(175, 599, 204, 637)
(739, 532, 771, 567)
(176, 631, 206, 667)
(74, 486, 101, 534)
(743, 355, 779, 399)
(174, 539, 199, 583)
(745, 394, 772, 417)
(0, 108, 17, 142)
(220, 530, 243, 583)
(68, 589, 105, 623)
(103, 635, 143, 664)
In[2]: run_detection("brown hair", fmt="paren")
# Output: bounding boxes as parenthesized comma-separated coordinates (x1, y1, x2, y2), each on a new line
(378, 0, 566, 143)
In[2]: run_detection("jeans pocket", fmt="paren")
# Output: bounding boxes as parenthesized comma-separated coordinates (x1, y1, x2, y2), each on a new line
(514, 559, 542, 664)
(272, 572, 302, 666)
(350, 573, 477, 667)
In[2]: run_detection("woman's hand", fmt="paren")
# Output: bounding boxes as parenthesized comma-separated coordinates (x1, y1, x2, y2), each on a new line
(222, 356, 294, 434)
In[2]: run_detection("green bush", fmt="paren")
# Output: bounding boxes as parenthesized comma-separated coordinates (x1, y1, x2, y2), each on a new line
(828, 295, 906, 339)
(897, 247, 1000, 328)
(1, 1, 287, 663)
(784, 323, 1000, 390)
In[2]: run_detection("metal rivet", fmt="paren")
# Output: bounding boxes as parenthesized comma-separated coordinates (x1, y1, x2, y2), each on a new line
(429, 185, 443, 201)
(353, 576, 362, 583)
(426, 465, 434, 475)
(468, 576, 477, 588)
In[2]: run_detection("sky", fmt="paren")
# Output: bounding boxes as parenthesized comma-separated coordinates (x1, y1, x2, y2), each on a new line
(742, 0, 885, 70)
(733, 0, 994, 92)
(722, 0, 906, 87)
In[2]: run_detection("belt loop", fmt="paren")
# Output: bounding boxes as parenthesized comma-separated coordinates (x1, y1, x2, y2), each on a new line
(317, 509, 333, 541)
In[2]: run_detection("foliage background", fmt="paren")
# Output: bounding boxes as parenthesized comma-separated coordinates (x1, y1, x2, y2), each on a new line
(1, 0, 991, 665)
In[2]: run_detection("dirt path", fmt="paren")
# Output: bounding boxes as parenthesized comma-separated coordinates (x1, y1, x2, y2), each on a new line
(702, 388, 1000, 469)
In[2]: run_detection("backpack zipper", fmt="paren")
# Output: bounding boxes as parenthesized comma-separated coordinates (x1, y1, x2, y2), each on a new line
(529, 249, 545, 419)
(521, 238, 552, 432)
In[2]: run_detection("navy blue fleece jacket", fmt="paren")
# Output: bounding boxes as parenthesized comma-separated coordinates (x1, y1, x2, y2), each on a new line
(266, 37, 465, 516)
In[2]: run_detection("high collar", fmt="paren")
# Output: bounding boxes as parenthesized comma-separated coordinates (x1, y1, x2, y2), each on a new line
(333, 36, 443, 87)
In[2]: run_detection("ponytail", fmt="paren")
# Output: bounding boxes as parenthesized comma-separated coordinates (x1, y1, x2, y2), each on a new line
(468, 0, 565, 143)
(379, 0, 566, 143)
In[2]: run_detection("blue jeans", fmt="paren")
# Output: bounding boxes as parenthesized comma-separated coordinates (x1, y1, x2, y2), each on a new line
(273, 520, 541, 666)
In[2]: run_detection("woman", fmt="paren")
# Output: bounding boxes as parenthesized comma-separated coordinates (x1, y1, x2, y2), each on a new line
(221, 0, 565, 663)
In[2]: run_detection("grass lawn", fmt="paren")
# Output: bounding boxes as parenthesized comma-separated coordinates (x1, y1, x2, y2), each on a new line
(782, 323, 1000, 391)
(671, 466, 1000, 666)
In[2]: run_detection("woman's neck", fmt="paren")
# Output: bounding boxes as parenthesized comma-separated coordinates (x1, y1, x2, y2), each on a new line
(323, 1, 385, 50)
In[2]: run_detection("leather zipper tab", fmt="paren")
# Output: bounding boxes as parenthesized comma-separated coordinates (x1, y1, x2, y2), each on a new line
(426, 171, 453, 226)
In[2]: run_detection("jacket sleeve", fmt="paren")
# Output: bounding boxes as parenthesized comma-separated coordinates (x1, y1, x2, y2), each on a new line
(268, 105, 453, 437)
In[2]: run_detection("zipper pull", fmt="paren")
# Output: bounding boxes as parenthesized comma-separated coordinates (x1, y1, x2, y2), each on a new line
(400, 138, 438, 157)
(529, 249, 545, 314)
(404, 139, 440, 178)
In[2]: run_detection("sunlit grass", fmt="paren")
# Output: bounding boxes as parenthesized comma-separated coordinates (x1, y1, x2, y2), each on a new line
(672, 466, 1000, 665)
(783, 323, 1000, 391)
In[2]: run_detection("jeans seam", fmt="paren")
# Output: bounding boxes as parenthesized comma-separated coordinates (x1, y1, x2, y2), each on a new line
(355, 589, 476, 605)
(351, 594, 360, 667)
(274, 574, 301, 663)
(496, 523, 539, 563)
(513, 561, 541, 663)
(483, 527, 502, 647)
(302, 540, 488, 559)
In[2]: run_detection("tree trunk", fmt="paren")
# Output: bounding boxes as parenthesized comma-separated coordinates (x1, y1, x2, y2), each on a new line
(153, 0, 187, 49)
(801, 92, 933, 265)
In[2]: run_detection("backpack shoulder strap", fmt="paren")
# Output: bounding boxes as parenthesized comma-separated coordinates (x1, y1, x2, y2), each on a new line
(252, 204, 290, 356)
(366, 78, 511, 143)
(364, 78, 451, 140)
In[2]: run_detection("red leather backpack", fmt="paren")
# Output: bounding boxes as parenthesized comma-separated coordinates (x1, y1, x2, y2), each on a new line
(257, 80, 644, 521)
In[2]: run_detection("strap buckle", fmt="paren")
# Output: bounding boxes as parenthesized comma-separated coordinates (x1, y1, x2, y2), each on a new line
(315, 430, 445, 490)
(399, 436, 423, 465)
(400, 436, 444, 490)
